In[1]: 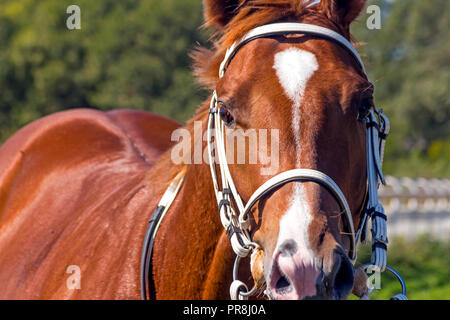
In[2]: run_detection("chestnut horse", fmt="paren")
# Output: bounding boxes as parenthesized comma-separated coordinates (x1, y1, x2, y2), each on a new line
(0, 0, 374, 299)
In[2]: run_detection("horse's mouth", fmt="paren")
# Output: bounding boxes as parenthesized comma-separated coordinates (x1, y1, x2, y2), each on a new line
(266, 257, 319, 300)
(269, 263, 293, 296)
(274, 274, 292, 295)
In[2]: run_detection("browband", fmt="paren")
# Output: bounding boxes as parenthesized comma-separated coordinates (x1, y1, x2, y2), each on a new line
(219, 22, 365, 78)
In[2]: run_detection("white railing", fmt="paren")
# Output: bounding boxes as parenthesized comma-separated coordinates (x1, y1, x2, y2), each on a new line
(379, 176, 450, 240)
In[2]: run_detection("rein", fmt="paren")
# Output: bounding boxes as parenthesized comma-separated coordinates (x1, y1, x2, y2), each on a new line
(140, 22, 407, 300)
(140, 169, 186, 300)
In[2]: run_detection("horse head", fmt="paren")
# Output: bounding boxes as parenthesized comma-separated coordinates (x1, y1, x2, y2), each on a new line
(199, 0, 371, 300)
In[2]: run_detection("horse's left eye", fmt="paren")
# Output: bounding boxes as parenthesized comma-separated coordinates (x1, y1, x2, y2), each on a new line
(357, 98, 372, 121)
(218, 103, 235, 127)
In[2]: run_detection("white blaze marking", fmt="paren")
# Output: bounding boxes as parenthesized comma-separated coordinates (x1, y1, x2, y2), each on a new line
(272, 48, 319, 261)
(273, 48, 318, 166)
(278, 187, 315, 260)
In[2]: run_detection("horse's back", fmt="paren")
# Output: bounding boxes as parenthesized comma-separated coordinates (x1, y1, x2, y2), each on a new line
(0, 108, 179, 299)
(106, 109, 181, 164)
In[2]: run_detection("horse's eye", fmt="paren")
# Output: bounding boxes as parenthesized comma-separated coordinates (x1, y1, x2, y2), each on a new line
(357, 97, 372, 121)
(218, 103, 235, 127)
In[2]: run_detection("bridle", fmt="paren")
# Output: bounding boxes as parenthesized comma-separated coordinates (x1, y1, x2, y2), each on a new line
(141, 22, 407, 300)
(207, 22, 391, 299)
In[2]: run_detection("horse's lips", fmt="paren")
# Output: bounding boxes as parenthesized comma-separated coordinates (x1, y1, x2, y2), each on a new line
(268, 251, 321, 300)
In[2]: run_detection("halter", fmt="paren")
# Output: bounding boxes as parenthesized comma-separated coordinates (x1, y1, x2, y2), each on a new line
(141, 22, 407, 301)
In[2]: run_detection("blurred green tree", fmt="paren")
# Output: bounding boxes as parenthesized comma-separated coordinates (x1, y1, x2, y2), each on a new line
(352, 0, 450, 177)
(0, 0, 208, 142)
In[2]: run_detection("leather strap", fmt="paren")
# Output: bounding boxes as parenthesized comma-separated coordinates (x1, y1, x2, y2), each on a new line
(140, 170, 186, 300)
(219, 22, 365, 78)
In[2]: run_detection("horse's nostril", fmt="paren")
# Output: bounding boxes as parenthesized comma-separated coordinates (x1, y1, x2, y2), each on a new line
(275, 274, 292, 295)
(269, 254, 294, 296)
(268, 239, 320, 299)
(278, 239, 298, 257)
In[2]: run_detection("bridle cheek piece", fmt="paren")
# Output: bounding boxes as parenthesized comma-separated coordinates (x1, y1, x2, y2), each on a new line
(141, 23, 407, 301)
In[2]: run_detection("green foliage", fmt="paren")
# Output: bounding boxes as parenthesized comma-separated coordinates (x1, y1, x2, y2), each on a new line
(0, 0, 449, 178)
(0, 0, 208, 142)
(352, 0, 450, 178)
(353, 237, 450, 300)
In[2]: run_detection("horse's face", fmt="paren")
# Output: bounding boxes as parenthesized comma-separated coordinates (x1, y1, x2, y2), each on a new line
(207, 0, 370, 300)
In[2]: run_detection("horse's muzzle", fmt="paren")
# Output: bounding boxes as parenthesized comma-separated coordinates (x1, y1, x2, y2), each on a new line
(267, 244, 354, 300)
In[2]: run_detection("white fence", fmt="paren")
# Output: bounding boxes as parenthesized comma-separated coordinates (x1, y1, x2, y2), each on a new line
(379, 176, 450, 240)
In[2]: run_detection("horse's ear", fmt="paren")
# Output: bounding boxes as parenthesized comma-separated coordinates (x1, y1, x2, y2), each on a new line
(203, 0, 241, 29)
(320, 0, 367, 28)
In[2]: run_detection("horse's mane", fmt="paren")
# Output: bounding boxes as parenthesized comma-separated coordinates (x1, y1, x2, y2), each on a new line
(191, 0, 338, 90)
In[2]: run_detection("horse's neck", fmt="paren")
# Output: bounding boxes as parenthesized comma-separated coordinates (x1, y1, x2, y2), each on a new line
(150, 117, 237, 299)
